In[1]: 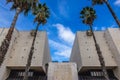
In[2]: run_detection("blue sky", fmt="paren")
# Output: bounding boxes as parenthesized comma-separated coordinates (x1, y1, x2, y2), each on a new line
(0, 0, 120, 62)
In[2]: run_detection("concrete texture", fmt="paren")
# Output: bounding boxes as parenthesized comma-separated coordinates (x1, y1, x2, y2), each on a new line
(104, 28, 120, 79)
(0, 28, 51, 80)
(0, 28, 9, 46)
(0, 28, 19, 80)
(0, 28, 120, 80)
(48, 62, 78, 80)
(70, 31, 117, 71)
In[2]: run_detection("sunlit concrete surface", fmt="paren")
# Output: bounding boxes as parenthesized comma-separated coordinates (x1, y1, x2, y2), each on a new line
(0, 28, 51, 80)
(48, 62, 78, 80)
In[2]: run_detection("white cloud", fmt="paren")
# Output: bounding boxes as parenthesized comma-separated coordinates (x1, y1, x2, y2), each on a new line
(54, 49, 71, 58)
(49, 23, 75, 60)
(49, 40, 71, 58)
(49, 39, 69, 50)
(114, 0, 120, 6)
(53, 23, 75, 45)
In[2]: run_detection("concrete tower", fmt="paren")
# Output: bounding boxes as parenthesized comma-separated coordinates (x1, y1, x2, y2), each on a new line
(0, 28, 51, 80)
(70, 28, 120, 79)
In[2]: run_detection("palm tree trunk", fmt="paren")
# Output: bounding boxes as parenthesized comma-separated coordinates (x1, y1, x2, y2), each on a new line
(89, 25, 110, 80)
(23, 23, 40, 80)
(0, 7, 21, 66)
(104, 0, 120, 28)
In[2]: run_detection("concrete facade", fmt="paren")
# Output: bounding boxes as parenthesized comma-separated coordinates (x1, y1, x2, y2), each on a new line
(0, 28, 51, 80)
(70, 28, 120, 79)
(0, 28, 120, 80)
(0, 28, 18, 80)
(70, 31, 117, 70)
(48, 62, 78, 80)
(104, 28, 120, 79)
(0, 28, 9, 46)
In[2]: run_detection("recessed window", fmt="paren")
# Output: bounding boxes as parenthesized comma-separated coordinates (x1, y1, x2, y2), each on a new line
(90, 71, 103, 76)
(18, 72, 24, 76)
(78, 69, 118, 80)
(28, 72, 33, 77)
(7, 70, 47, 79)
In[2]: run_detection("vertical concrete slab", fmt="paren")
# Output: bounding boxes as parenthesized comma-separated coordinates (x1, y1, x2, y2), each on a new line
(48, 62, 78, 80)
(6, 31, 51, 71)
(0, 28, 19, 80)
(105, 28, 120, 79)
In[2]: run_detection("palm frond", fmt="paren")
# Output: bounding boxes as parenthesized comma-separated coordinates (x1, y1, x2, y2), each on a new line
(80, 6, 96, 25)
(33, 3, 50, 25)
(92, 0, 104, 5)
(7, 0, 38, 15)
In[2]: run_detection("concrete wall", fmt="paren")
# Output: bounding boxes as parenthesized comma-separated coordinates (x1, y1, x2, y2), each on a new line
(0, 28, 19, 80)
(1, 28, 120, 80)
(0, 28, 51, 79)
(0, 28, 9, 46)
(70, 34, 82, 70)
(104, 28, 120, 79)
(6, 31, 51, 70)
(42, 33, 51, 72)
(48, 62, 78, 80)
(70, 31, 117, 71)
(7, 31, 32, 67)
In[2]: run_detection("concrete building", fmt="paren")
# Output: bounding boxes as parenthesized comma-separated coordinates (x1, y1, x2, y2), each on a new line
(70, 28, 120, 79)
(0, 28, 120, 80)
(0, 28, 51, 80)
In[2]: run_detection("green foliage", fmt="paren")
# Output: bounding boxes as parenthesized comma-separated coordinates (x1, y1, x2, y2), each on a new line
(80, 6, 96, 25)
(6, 0, 38, 15)
(33, 3, 50, 25)
(92, 0, 104, 5)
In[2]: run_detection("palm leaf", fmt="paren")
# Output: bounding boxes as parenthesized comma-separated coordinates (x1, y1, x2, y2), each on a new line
(33, 3, 50, 25)
(92, 0, 104, 5)
(80, 6, 96, 25)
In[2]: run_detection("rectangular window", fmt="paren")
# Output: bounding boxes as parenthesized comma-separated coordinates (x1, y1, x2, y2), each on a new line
(90, 71, 103, 76)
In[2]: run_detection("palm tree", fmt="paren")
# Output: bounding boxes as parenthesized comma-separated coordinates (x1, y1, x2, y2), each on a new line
(0, 0, 38, 66)
(92, 0, 120, 27)
(80, 7, 109, 80)
(23, 3, 50, 80)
